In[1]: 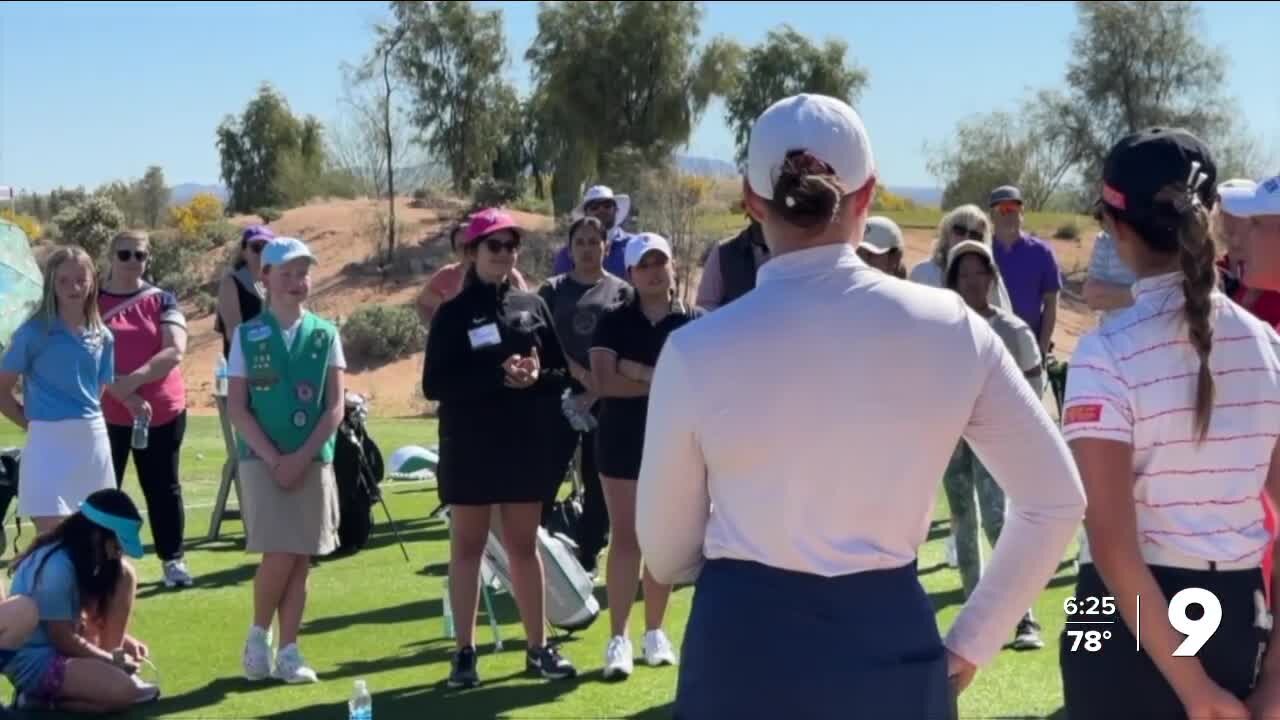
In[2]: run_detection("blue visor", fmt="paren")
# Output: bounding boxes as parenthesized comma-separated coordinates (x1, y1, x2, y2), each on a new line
(80, 502, 145, 559)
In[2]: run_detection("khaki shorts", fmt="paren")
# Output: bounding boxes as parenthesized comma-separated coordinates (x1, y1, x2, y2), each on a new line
(240, 459, 340, 556)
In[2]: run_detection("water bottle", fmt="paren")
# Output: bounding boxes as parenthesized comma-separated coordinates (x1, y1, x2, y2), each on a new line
(130, 415, 149, 450)
(348, 679, 372, 720)
(442, 578, 455, 638)
(214, 355, 229, 397)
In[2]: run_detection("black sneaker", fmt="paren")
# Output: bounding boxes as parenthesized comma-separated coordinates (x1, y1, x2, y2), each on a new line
(448, 646, 480, 688)
(1012, 617, 1045, 650)
(527, 644, 577, 680)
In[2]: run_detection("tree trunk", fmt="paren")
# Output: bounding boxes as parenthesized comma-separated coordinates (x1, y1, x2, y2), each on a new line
(382, 38, 399, 266)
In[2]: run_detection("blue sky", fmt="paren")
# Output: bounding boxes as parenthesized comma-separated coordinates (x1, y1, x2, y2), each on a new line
(1, 0, 1277, 193)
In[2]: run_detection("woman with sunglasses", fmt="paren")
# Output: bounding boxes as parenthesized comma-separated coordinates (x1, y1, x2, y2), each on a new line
(215, 225, 272, 359)
(1060, 128, 1280, 720)
(537, 216, 633, 576)
(424, 208, 578, 689)
(909, 205, 1013, 309)
(4, 488, 159, 712)
(98, 232, 193, 590)
(416, 222, 529, 327)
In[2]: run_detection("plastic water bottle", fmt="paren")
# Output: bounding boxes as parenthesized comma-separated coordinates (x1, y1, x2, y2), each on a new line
(442, 578, 454, 638)
(130, 415, 149, 450)
(348, 679, 372, 720)
(214, 355, 229, 397)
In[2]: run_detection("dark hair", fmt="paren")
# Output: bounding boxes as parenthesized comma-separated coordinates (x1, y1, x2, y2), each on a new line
(449, 224, 466, 252)
(945, 250, 994, 291)
(770, 150, 846, 229)
(9, 489, 141, 618)
(1103, 182, 1218, 440)
(568, 216, 605, 243)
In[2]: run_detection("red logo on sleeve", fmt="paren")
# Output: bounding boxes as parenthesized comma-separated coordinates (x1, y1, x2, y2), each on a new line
(1064, 404, 1103, 425)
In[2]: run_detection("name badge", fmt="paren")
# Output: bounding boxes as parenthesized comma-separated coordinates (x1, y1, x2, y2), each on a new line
(247, 326, 272, 342)
(468, 323, 501, 350)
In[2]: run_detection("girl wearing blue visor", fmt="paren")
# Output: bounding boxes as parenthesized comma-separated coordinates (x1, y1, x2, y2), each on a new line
(3, 488, 157, 712)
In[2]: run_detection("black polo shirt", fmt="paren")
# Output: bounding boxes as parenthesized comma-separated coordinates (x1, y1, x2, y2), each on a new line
(591, 297, 702, 421)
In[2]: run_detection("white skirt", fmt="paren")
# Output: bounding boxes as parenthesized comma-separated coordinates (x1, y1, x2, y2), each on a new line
(19, 417, 114, 518)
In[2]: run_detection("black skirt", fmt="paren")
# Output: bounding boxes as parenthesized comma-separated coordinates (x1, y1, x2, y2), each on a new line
(595, 398, 648, 481)
(435, 395, 575, 506)
(1060, 562, 1268, 720)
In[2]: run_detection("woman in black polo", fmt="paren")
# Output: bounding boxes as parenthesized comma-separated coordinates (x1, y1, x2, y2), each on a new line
(590, 233, 701, 680)
(423, 208, 578, 689)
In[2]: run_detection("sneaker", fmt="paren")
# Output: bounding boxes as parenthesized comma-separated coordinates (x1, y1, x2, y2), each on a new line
(271, 643, 319, 684)
(526, 644, 577, 680)
(242, 625, 272, 681)
(130, 674, 161, 704)
(643, 629, 677, 667)
(602, 636, 633, 680)
(448, 646, 480, 689)
(163, 559, 194, 589)
(945, 535, 958, 568)
(1012, 616, 1045, 650)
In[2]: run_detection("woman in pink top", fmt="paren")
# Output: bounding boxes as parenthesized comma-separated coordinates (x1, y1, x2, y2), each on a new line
(417, 222, 528, 326)
(99, 231, 193, 589)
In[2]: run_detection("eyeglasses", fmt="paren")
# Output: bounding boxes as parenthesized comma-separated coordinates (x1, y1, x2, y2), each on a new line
(484, 237, 521, 254)
(951, 224, 985, 241)
(993, 202, 1022, 216)
(115, 250, 149, 263)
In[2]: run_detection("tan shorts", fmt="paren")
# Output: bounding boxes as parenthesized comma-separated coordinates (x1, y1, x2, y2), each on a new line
(240, 459, 340, 556)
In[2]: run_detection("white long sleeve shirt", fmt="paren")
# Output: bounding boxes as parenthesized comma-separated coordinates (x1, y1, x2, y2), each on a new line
(636, 242, 1086, 666)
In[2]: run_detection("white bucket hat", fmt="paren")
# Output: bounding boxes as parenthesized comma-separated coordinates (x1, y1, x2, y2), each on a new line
(572, 185, 631, 229)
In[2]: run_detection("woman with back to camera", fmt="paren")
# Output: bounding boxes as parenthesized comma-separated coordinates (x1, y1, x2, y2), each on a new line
(1059, 128, 1280, 720)
(424, 208, 578, 689)
(589, 232, 699, 680)
(635, 93, 1084, 718)
(98, 231, 193, 589)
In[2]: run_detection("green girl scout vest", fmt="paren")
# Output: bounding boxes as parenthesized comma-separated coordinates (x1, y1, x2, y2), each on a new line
(237, 310, 338, 463)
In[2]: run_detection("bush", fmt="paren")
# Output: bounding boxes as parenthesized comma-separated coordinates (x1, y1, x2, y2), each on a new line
(0, 209, 42, 241)
(470, 176, 520, 209)
(147, 229, 203, 299)
(201, 219, 241, 250)
(1053, 222, 1081, 241)
(341, 305, 425, 365)
(168, 193, 224, 237)
(51, 196, 125, 261)
(190, 290, 217, 319)
(256, 207, 284, 223)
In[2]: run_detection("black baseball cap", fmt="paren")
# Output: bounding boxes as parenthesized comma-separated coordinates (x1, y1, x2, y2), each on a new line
(1099, 127, 1217, 217)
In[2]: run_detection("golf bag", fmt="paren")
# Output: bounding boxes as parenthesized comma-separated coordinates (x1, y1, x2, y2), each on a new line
(482, 518, 599, 634)
(332, 394, 385, 554)
(0, 450, 18, 554)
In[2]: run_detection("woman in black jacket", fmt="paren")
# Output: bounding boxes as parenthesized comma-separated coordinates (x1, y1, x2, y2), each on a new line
(423, 208, 578, 689)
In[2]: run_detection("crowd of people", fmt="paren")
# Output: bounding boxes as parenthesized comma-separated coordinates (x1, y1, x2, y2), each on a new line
(2, 87, 1280, 718)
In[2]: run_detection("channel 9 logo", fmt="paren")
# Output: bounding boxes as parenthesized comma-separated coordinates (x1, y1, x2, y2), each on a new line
(1064, 588, 1225, 655)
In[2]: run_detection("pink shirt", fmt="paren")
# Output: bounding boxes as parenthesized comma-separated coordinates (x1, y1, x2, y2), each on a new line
(99, 285, 187, 427)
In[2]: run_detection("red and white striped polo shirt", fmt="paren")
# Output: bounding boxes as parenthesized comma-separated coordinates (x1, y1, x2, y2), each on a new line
(1063, 272, 1280, 566)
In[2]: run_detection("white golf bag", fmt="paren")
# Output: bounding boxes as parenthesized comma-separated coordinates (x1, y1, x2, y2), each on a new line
(482, 517, 600, 633)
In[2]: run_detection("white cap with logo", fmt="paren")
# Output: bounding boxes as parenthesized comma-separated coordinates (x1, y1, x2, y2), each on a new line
(1220, 176, 1280, 218)
(746, 93, 876, 201)
(624, 233, 673, 270)
(859, 216, 904, 255)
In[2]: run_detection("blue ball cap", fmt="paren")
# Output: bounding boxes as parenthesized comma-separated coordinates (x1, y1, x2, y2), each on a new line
(261, 236, 316, 269)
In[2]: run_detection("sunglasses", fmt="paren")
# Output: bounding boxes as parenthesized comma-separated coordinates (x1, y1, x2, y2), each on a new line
(248, 242, 268, 254)
(993, 202, 1022, 216)
(951, 224, 985, 241)
(115, 250, 149, 262)
(584, 200, 617, 213)
(484, 237, 521, 254)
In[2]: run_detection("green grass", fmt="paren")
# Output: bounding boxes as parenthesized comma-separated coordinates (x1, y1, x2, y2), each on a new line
(0, 416, 1081, 719)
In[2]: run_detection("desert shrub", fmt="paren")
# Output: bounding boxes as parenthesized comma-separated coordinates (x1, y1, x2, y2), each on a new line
(0, 209, 42, 240)
(190, 290, 217, 319)
(342, 304, 425, 364)
(470, 176, 520, 209)
(51, 196, 124, 260)
(146, 229, 204, 299)
(256, 207, 284, 223)
(168, 193, 224, 237)
(1053, 222, 1081, 241)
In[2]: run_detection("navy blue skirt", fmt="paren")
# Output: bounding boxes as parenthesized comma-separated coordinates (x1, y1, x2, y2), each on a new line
(675, 558, 952, 720)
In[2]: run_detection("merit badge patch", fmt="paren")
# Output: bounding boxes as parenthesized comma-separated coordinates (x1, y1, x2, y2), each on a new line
(292, 409, 309, 428)
(295, 381, 316, 404)
(1064, 404, 1103, 425)
(247, 325, 272, 342)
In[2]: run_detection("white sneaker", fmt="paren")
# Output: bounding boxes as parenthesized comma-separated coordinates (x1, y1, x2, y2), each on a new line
(602, 636, 634, 680)
(242, 625, 272, 681)
(130, 674, 161, 704)
(643, 630, 677, 667)
(272, 643, 319, 684)
(945, 536, 958, 568)
(163, 560, 194, 588)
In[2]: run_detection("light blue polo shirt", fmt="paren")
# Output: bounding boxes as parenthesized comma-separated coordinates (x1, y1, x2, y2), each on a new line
(4, 546, 80, 692)
(0, 317, 114, 421)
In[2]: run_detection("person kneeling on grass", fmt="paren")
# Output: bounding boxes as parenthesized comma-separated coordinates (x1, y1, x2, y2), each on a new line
(227, 236, 346, 685)
(3, 488, 158, 712)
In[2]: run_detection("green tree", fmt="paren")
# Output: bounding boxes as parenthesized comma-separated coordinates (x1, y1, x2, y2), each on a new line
(526, 1, 739, 216)
(391, 0, 516, 194)
(216, 84, 326, 213)
(139, 166, 170, 228)
(94, 181, 143, 227)
(723, 26, 867, 164)
(52, 196, 125, 261)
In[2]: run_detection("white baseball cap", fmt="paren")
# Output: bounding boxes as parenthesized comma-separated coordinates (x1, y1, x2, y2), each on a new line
(261, 236, 316, 269)
(859, 216, 904, 255)
(746, 93, 876, 201)
(624, 233, 672, 269)
(1220, 176, 1280, 218)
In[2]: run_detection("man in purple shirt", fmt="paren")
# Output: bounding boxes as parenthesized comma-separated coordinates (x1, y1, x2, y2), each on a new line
(552, 185, 633, 277)
(989, 185, 1062, 357)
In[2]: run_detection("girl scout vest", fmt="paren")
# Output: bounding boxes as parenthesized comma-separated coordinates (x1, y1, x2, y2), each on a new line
(237, 311, 337, 463)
